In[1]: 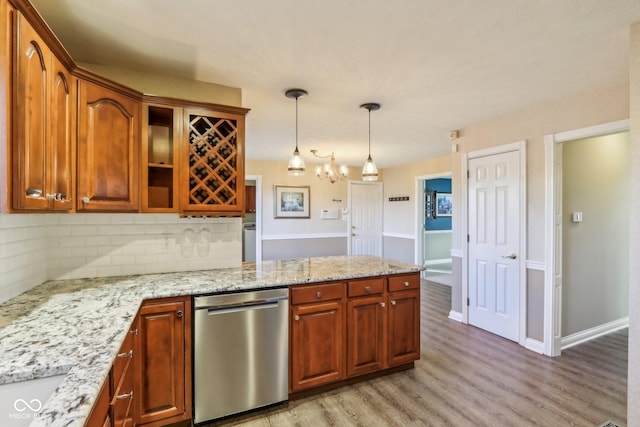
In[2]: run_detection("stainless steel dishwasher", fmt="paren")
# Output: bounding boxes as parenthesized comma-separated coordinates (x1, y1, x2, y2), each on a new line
(193, 288, 289, 424)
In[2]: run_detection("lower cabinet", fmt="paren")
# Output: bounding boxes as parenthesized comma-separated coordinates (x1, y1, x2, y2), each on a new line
(290, 283, 345, 392)
(387, 275, 421, 366)
(134, 297, 192, 427)
(290, 273, 420, 393)
(85, 321, 137, 427)
(346, 278, 386, 377)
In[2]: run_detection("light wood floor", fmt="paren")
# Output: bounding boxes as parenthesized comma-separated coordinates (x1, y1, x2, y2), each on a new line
(207, 280, 628, 427)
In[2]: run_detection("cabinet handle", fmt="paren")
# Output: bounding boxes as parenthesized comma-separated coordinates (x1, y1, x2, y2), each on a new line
(380, 302, 385, 308)
(316, 292, 322, 298)
(391, 300, 397, 306)
(403, 281, 410, 287)
(177, 310, 183, 318)
(294, 315, 300, 321)
(364, 286, 371, 293)
(116, 391, 133, 400)
(130, 328, 138, 336)
(117, 350, 133, 358)
(81, 196, 90, 203)
(26, 187, 43, 197)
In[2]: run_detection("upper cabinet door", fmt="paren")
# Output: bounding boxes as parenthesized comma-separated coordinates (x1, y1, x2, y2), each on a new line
(48, 55, 74, 211)
(180, 108, 245, 216)
(13, 14, 49, 210)
(77, 80, 140, 212)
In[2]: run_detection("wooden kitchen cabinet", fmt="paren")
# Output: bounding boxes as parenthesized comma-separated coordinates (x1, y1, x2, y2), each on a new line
(141, 103, 181, 212)
(245, 184, 256, 213)
(12, 12, 74, 211)
(85, 380, 110, 427)
(180, 107, 246, 216)
(387, 274, 421, 366)
(85, 322, 137, 427)
(134, 297, 192, 426)
(111, 328, 134, 427)
(289, 273, 420, 394)
(77, 79, 140, 212)
(346, 278, 386, 377)
(290, 282, 345, 392)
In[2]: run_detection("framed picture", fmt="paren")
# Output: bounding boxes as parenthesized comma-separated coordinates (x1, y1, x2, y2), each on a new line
(436, 192, 452, 217)
(274, 185, 310, 218)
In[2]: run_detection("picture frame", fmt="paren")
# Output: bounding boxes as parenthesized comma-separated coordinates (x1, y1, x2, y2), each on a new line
(436, 192, 452, 217)
(274, 185, 310, 218)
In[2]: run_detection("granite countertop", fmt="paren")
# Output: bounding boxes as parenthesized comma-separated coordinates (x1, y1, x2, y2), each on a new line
(0, 255, 421, 427)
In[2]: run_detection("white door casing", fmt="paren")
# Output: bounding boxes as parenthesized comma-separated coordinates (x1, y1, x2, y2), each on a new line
(348, 181, 383, 256)
(414, 173, 452, 270)
(543, 119, 629, 356)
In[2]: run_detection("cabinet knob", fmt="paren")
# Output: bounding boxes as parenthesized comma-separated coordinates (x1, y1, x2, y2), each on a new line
(130, 328, 138, 336)
(380, 302, 385, 308)
(316, 292, 322, 298)
(403, 281, 410, 287)
(364, 286, 371, 293)
(294, 315, 300, 321)
(177, 310, 183, 318)
(391, 300, 397, 306)
(81, 196, 90, 203)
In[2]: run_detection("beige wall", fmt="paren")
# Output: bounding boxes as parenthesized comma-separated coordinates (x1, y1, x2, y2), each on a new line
(78, 62, 242, 107)
(382, 155, 452, 236)
(246, 159, 363, 259)
(451, 82, 629, 260)
(628, 20, 640, 427)
(561, 133, 630, 336)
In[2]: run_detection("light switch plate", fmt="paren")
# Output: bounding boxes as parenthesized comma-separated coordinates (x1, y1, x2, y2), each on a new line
(571, 212, 583, 223)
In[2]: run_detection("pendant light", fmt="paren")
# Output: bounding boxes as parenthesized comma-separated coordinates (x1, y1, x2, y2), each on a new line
(286, 88, 308, 176)
(360, 103, 380, 182)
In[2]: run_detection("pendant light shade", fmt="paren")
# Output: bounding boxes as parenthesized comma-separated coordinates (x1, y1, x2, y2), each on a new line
(360, 103, 380, 182)
(286, 89, 308, 176)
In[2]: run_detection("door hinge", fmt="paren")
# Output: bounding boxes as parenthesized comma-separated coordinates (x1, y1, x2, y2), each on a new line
(467, 297, 470, 306)
(467, 234, 470, 242)
(467, 170, 470, 179)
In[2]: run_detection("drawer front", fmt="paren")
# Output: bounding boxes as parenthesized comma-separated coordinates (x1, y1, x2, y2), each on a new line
(291, 282, 344, 305)
(347, 278, 384, 297)
(111, 357, 134, 427)
(388, 273, 420, 292)
(113, 329, 134, 382)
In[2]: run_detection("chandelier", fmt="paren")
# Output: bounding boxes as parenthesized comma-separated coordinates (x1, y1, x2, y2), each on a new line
(311, 149, 349, 184)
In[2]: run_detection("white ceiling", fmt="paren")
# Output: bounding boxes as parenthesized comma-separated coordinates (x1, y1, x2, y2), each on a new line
(30, 0, 640, 169)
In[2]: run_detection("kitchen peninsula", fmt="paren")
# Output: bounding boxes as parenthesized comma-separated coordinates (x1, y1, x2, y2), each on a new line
(0, 255, 422, 427)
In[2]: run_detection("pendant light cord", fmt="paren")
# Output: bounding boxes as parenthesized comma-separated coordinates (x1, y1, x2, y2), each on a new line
(295, 96, 299, 151)
(368, 108, 372, 158)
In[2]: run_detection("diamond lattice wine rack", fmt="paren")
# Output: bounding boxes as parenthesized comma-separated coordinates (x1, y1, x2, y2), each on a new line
(182, 108, 246, 215)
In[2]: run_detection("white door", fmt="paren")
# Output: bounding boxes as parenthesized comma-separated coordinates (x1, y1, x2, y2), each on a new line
(349, 182, 383, 256)
(468, 150, 521, 341)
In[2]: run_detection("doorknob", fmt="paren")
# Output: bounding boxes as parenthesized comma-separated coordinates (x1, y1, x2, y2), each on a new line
(352, 233, 356, 237)
(502, 253, 517, 259)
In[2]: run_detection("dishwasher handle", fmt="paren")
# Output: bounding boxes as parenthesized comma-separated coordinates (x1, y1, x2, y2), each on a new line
(204, 298, 286, 316)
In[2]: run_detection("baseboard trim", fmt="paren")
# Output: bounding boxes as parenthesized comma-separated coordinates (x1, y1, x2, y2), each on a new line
(524, 337, 545, 354)
(561, 317, 629, 350)
(448, 310, 463, 323)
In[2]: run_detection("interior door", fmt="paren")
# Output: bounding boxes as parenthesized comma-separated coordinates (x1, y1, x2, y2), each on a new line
(349, 182, 383, 256)
(468, 150, 521, 341)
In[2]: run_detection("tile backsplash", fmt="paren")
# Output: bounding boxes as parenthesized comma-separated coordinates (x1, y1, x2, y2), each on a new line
(0, 213, 241, 304)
